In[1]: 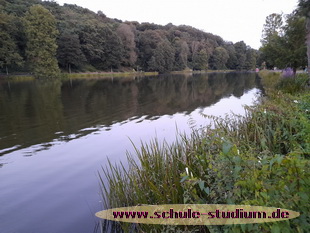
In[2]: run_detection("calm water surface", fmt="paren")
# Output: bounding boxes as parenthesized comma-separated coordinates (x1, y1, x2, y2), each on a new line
(0, 73, 262, 233)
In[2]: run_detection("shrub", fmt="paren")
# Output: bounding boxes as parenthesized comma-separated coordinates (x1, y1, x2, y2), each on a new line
(276, 74, 309, 94)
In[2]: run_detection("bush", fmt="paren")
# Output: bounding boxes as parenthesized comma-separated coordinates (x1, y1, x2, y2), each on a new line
(276, 74, 309, 94)
(259, 70, 281, 88)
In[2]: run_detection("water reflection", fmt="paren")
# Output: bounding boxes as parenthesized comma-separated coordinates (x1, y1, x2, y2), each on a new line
(0, 73, 260, 157)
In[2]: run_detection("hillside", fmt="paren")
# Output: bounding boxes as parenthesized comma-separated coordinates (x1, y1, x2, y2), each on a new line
(0, 0, 258, 74)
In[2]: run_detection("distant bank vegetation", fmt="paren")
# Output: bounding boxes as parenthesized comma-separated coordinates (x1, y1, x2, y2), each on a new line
(1, 0, 258, 79)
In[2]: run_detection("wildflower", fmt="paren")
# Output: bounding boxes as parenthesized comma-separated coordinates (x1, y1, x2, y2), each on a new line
(282, 67, 294, 78)
(293, 100, 298, 104)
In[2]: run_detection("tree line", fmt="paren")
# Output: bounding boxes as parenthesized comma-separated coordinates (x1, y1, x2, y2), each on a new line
(259, 0, 310, 73)
(0, 0, 259, 78)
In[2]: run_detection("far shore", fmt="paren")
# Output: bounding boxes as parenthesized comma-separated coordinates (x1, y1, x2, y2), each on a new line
(0, 69, 252, 80)
(2, 68, 307, 81)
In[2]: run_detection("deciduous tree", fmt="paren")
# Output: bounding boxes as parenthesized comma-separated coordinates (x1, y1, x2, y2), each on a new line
(116, 23, 137, 67)
(57, 31, 86, 73)
(260, 12, 307, 72)
(148, 39, 175, 73)
(298, 0, 310, 74)
(261, 13, 283, 45)
(209, 46, 229, 70)
(0, 12, 23, 74)
(24, 4, 60, 78)
(234, 41, 247, 70)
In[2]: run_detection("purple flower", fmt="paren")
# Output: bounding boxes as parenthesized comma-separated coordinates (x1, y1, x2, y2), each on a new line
(282, 68, 294, 78)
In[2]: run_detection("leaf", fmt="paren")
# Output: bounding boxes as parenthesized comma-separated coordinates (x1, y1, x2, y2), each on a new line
(276, 155, 284, 164)
(271, 224, 281, 233)
(234, 165, 242, 174)
(198, 180, 204, 191)
(204, 187, 210, 195)
(299, 192, 309, 202)
(260, 192, 268, 199)
(269, 158, 275, 170)
(180, 175, 189, 183)
(222, 141, 233, 155)
(241, 224, 246, 232)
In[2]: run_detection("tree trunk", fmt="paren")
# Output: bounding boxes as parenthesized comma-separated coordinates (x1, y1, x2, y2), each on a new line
(307, 17, 310, 74)
(5, 65, 8, 75)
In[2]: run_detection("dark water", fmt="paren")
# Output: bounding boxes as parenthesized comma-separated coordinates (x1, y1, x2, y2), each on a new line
(0, 73, 262, 233)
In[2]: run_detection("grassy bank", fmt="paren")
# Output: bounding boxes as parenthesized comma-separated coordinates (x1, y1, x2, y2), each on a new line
(1, 75, 35, 82)
(170, 69, 236, 75)
(66, 71, 158, 79)
(0, 71, 159, 82)
(99, 71, 309, 232)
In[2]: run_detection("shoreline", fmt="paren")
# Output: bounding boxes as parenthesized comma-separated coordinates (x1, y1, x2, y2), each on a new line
(0, 70, 258, 81)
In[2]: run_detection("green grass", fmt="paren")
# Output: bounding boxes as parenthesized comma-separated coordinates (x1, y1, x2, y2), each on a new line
(3, 75, 35, 81)
(67, 71, 158, 79)
(99, 71, 310, 232)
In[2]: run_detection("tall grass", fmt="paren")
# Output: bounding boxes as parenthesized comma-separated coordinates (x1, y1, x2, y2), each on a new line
(98, 71, 310, 232)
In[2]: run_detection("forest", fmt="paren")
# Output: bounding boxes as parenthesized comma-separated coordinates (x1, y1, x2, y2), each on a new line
(0, 0, 259, 78)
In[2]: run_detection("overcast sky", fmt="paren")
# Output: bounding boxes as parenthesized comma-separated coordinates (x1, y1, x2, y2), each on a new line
(55, 0, 298, 49)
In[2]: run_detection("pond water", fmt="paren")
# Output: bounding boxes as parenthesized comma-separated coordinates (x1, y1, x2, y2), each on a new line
(0, 73, 262, 233)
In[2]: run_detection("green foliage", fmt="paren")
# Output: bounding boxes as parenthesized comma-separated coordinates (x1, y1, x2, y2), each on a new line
(282, 14, 307, 70)
(261, 13, 283, 46)
(259, 70, 309, 94)
(209, 46, 229, 70)
(276, 75, 309, 94)
(234, 41, 247, 70)
(0, 12, 23, 74)
(148, 39, 175, 73)
(1, 0, 257, 74)
(137, 30, 163, 71)
(57, 31, 86, 72)
(260, 12, 307, 70)
(192, 49, 209, 70)
(116, 23, 137, 67)
(224, 42, 238, 70)
(173, 38, 189, 70)
(24, 4, 60, 79)
(297, 0, 310, 18)
(259, 70, 281, 88)
(244, 48, 258, 70)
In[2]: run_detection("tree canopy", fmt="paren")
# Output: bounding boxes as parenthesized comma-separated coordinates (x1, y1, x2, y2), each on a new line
(260, 6, 308, 72)
(1, 0, 258, 75)
(24, 4, 60, 78)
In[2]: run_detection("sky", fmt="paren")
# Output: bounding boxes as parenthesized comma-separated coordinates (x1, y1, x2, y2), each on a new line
(55, 0, 299, 49)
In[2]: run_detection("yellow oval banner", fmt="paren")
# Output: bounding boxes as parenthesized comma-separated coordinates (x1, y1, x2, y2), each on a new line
(95, 204, 300, 225)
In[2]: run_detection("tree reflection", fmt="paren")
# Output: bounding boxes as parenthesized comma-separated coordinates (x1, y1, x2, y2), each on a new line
(0, 73, 260, 157)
